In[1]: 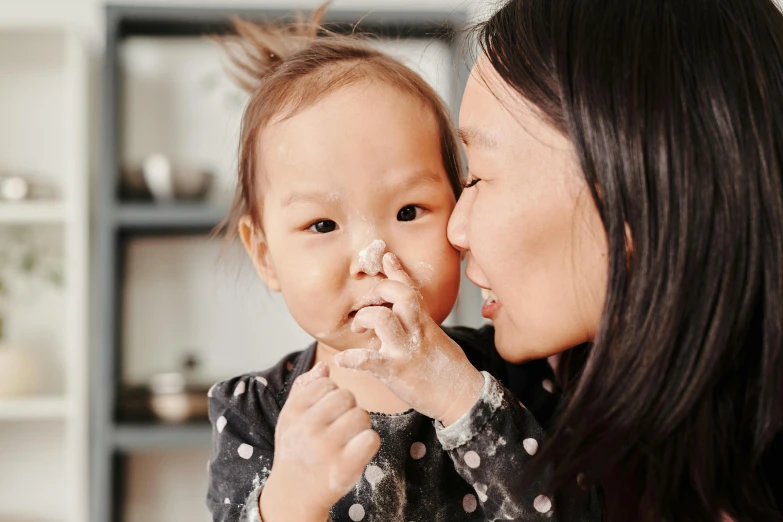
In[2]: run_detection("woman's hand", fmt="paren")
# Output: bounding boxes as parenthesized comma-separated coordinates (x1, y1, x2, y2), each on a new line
(335, 252, 485, 426)
(260, 362, 381, 522)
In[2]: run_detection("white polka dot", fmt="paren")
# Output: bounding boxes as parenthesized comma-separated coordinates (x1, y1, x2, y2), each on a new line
(256, 376, 268, 386)
(475, 483, 488, 502)
(523, 438, 539, 455)
(534, 494, 552, 513)
(216, 416, 227, 434)
(463, 493, 477, 513)
(233, 380, 246, 396)
(224, 498, 230, 504)
(410, 442, 426, 460)
(542, 379, 554, 393)
(237, 443, 254, 459)
(464, 450, 481, 469)
(364, 464, 384, 487)
(207, 384, 216, 398)
(348, 503, 365, 521)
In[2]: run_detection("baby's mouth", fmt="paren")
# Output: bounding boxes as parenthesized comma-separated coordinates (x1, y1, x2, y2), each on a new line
(348, 298, 393, 318)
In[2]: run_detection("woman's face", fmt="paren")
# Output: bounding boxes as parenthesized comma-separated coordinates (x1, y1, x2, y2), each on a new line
(448, 56, 608, 362)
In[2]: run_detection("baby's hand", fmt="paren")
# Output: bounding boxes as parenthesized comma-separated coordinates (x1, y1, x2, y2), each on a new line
(335, 253, 485, 426)
(260, 362, 381, 522)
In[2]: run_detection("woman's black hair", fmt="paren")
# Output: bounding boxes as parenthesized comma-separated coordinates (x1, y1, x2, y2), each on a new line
(476, 0, 783, 520)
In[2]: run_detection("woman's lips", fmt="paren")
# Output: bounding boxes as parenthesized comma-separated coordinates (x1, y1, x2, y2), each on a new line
(481, 288, 501, 319)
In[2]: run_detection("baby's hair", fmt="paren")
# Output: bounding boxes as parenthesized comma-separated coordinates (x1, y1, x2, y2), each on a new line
(216, 4, 464, 238)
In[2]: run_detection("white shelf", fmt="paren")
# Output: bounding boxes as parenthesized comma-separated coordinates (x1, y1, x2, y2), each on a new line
(0, 395, 68, 420)
(0, 24, 88, 522)
(0, 201, 66, 223)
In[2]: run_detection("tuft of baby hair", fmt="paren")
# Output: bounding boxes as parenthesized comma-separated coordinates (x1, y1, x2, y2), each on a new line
(216, 2, 332, 94)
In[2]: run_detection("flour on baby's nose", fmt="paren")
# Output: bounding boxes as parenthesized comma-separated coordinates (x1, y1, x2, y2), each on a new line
(357, 239, 386, 276)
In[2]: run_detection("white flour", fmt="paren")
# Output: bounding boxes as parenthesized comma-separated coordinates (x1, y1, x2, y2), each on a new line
(412, 262, 435, 289)
(357, 239, 386, 276)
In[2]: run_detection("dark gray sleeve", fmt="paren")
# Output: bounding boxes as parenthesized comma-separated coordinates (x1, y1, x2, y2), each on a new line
(435, 372, 602, 521)
(207, 376, 276, 522)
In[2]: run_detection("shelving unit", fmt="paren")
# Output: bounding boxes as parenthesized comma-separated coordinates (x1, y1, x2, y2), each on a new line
(0, 24, 88, 522)
(114, 202, 228, 231)
(94, 5, 469, 522)
(112, 423, 213, 451)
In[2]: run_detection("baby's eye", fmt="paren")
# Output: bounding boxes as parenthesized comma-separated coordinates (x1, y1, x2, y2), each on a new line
(397, 205, 424, 222)
(308, 220, 337, 233)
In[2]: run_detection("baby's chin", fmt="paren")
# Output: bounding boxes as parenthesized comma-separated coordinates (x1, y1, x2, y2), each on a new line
(311, 327, 379, 353)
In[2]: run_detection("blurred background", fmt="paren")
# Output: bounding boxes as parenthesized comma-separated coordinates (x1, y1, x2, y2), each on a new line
(0, 0, 488, 521)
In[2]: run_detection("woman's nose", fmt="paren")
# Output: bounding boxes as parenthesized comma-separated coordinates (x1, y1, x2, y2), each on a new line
(447, 193, 471, 253)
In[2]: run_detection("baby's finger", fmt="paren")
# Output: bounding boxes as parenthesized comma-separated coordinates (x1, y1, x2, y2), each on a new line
(352, 306, 403, 336)
(365, 279, 420, 329)
(329, 429, 381, 494)
(287, 374, 337, 411)
(292, 361, 330, 389)
(325, 406, 372, 445)
(334, 348, 391, 379)
(352, 306, 409, 354)
(308, 388, 357, 426)
(382, 252, 417, 288)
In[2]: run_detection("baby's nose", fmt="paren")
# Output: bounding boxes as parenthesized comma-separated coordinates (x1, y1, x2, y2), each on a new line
(351, 239, 387, 277)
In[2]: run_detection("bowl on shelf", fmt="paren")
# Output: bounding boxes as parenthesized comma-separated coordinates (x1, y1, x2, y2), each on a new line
(0, 173, 60, 202)
(148, 371, 209, 424)
(121, 154, 214, 202)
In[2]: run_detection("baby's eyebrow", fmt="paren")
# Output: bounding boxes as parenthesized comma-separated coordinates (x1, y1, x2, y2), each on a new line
(391, 169, 445, 190)
(281, 191, 341, 208)
(280, 171, 443, 208)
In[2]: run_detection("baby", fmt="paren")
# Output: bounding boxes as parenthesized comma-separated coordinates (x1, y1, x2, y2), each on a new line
(207, 8, 564, 522)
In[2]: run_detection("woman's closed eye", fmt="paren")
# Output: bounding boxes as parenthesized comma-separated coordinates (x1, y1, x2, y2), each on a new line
(397, 204, 425, 222)
(308, 219, 338, 233)
(462, 176, 482, 189)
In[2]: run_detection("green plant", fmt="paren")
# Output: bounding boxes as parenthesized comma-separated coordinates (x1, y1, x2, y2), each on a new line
(0, 226, 63, 341)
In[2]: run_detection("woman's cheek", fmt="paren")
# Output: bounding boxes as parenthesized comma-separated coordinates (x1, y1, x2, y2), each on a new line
(468, 196, 493, 269)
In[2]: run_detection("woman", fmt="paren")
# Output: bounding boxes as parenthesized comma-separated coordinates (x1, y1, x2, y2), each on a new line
(447, 0, 783, 520)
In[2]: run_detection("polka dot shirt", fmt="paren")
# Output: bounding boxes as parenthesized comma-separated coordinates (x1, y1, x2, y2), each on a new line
(206, 326, 600, 521)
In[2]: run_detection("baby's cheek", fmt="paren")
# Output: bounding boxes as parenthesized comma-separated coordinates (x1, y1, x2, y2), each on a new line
(279, 261, 345, 332)
(409, 261, 436, 289)
(415, 247, 462, 324)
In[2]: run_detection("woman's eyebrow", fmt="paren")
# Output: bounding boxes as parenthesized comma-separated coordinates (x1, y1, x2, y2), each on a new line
(458, 126, 497, 149)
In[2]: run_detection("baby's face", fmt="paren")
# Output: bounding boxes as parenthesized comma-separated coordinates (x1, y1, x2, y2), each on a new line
(252, 82, 461, 351)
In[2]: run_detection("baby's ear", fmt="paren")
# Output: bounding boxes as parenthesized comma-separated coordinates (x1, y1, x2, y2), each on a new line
(238, 215, 281, 292)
